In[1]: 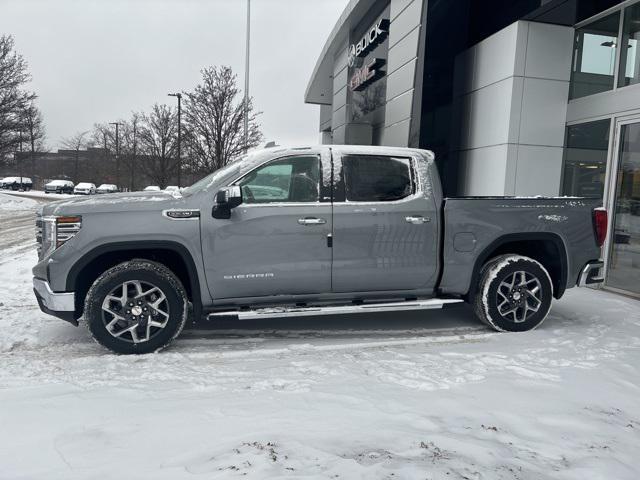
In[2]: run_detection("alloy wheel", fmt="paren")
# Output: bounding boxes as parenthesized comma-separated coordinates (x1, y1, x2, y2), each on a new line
(496, 271, 542, 323)
(101, 280, 170, 344)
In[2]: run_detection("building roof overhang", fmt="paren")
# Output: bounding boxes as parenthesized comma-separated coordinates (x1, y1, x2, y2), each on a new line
(305, 0, 379, 105)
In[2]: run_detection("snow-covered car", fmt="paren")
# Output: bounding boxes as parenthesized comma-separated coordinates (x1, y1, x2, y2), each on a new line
(143, 185, 161, 191)
(164, 186, 180, 193)
(73, 182, 96, 195)
(44, 179, 74, 194)
(0, 176, 32, 191)
(96, 184, 118, 194)
(32, 145, 608, 354)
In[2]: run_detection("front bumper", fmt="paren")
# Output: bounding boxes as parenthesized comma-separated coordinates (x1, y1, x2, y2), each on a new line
(33, 278, 77, 324)
(578, 261, 605, 287)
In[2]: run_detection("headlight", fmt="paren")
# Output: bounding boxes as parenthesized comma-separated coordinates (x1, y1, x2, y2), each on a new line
(38, 215, 82, 259)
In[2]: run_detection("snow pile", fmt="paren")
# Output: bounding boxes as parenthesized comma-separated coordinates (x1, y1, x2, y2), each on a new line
(0, 192, 39, 211)
(0, 202, 639, 478)
(1, 189, 75, 199)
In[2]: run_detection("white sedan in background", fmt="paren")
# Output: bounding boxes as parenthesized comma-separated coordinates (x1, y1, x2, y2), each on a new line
(96, 184, 118, 194)
(74, 182, 97, 195)
(143, 186, 161, 192)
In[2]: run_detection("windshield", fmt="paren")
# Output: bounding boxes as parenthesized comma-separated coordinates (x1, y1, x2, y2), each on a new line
(181, 155, 247, 196)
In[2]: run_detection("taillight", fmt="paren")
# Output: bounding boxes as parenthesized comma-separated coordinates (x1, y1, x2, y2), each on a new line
(593, 208, 607, 247)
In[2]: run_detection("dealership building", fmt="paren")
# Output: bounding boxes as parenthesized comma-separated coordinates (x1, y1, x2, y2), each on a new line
(305, 0, 640, 296)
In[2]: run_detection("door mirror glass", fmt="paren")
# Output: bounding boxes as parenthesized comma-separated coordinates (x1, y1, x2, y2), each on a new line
(212, 186, 242, 219)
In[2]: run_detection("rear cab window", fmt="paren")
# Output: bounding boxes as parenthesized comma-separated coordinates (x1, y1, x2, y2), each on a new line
(340, 154, 415, 202)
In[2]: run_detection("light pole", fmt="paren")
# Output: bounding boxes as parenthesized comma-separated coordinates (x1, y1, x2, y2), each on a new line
(168, 93, 182, 186)
(18, 130, 23, 190)
(110, 122, 122, 188)
(244, 0, 250, 152)
(130, 121, 137, 192)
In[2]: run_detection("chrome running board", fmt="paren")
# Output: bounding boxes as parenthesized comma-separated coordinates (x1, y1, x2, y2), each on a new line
(207, 298, 464, 320)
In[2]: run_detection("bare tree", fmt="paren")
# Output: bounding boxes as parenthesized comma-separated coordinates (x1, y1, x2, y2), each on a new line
(23, 101, 46, 152)
(183, 66, 262, 174)
(23, 100, 46, 174)
(61, 131, 89, 183)
(0, 35, 36, 165)
(90, 123, 113, 152)
(118, 113, 141, 191)
(137, 104, 179, 188)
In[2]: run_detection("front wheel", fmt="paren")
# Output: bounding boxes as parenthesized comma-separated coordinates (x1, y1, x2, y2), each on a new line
(84, 260, 188, 354)
(473, 254, 553, 332)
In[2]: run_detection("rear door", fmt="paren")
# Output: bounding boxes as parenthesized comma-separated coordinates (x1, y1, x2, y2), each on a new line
(330, 148, 439, 293)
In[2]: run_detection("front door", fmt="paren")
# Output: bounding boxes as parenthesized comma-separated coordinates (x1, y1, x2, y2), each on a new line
(330, 148, 439, 293)
(202, 150, 333, 299)
(606, 119, 640, 295)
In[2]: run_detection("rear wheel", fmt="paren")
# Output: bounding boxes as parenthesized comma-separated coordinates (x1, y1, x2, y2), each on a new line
(84, 260, 188, 354)
(473, 254, 553, 332)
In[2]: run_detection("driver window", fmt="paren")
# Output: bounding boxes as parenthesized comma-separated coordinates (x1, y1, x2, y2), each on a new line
(237, 155, 320, 204)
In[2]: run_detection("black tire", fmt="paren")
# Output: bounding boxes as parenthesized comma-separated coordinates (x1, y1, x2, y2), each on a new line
(84, 259, 188, 354)
(473, 254, 553, 332)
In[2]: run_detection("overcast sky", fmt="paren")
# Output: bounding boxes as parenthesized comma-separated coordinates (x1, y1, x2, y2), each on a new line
(0, 0, 345, 150)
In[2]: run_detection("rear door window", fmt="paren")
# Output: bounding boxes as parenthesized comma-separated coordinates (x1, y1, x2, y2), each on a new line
(342, 155, 414, 202)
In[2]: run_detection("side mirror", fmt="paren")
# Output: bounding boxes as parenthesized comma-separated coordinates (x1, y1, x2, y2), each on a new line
(212, 186, 242, 219)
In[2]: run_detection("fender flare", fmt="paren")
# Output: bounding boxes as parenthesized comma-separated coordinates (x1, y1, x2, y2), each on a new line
(466, 232, 569, 300)
(66, 240, 203, 320)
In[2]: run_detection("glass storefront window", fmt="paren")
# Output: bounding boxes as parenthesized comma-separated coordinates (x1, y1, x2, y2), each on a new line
(561, 119, 611, 198)
(569, 12, 620, 100)
(618, 3, 640, 87)
(606, 121, 640, 295)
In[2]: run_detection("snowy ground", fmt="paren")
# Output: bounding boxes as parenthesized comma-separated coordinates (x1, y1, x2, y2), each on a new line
(0, 189, 75, 200)
(1, 192, 639, 479)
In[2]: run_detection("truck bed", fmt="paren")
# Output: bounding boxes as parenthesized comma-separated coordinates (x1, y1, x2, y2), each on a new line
(438, 196, 603, 299)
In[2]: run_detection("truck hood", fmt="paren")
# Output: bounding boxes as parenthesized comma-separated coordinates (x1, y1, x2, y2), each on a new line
(42, 191, 183, 216)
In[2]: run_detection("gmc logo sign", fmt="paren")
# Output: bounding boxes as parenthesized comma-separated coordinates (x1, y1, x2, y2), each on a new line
(349, 58, 386, 91)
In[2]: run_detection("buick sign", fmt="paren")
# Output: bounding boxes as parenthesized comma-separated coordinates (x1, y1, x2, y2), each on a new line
(347, 18, 390, 68)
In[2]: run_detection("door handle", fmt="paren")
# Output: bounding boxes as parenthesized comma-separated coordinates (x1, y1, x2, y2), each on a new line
(405, 216, 430, 224)
(298, 217, 327, 225)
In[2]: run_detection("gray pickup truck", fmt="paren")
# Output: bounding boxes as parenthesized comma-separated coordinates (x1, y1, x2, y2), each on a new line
(32, 146, 607, 354)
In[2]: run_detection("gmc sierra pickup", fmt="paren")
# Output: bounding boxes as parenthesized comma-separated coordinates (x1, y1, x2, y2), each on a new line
(32, 146, 607, 354)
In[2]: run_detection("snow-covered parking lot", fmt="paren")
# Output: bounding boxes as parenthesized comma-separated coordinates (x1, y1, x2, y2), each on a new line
(1, 192, 639, 479)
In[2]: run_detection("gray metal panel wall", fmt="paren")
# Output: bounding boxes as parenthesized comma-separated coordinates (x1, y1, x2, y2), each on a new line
(382, 0, 424, 146)
(452, 21, 574, 196)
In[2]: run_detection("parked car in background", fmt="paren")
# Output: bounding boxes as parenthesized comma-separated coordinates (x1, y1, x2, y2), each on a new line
(96, 184, 118, 194)
(32, 145, 607, 354)
(74, 182, 96, 195)
(44, 180, 74, 194)
(164, 186, 180, 194)
(0, 176, 32, 191)
(143, 186, 161, 191)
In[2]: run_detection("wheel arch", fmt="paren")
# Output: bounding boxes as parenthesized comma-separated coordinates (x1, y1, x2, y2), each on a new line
(67, 241, 202, 321)
(467, 233, 569, 301)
